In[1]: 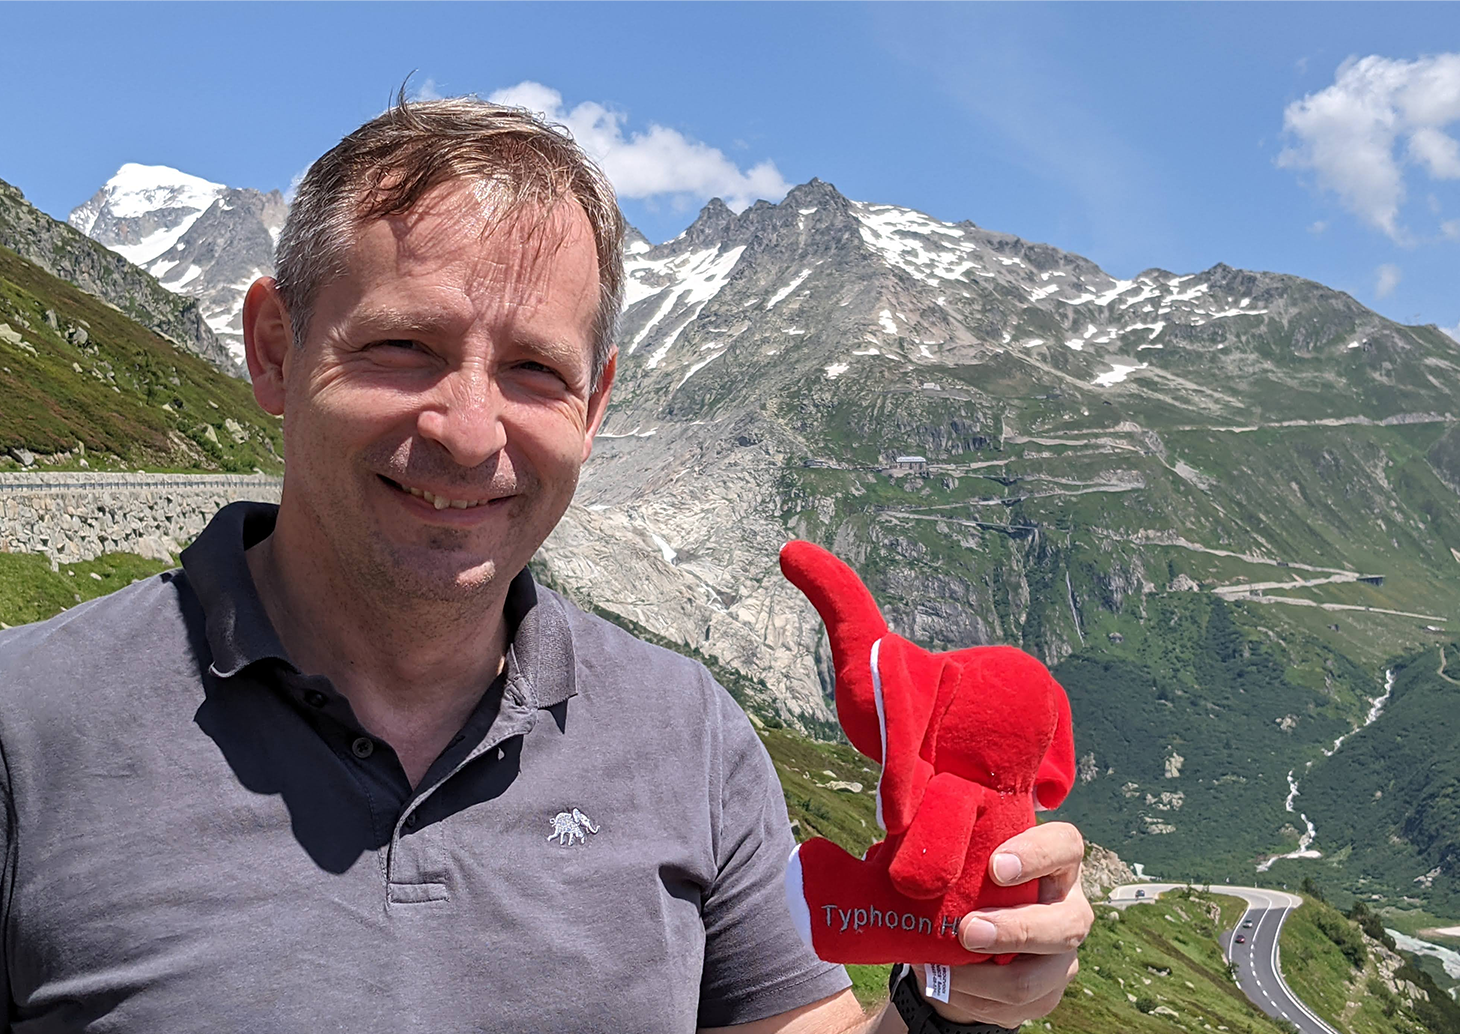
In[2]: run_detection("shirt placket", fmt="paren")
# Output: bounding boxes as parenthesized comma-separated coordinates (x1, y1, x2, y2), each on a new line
(383, 671, 540, 907)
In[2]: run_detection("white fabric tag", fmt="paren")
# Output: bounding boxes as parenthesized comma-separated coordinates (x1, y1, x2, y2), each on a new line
(924, 963, 952, 1003)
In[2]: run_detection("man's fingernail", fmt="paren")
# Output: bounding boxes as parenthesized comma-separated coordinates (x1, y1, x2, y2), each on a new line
(961, 917, 997, 949)
(992, 852, 1022, 884)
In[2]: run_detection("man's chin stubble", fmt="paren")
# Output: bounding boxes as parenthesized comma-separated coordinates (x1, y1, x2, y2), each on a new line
(357, 538, 506, 606)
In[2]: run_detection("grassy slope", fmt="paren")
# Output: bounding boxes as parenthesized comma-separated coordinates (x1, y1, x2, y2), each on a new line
(0, 551, 173, 628)
(0, 244, 282, 473)
(1280, 892, 1460, 1034)
(1053, 589, 1372, 881)
(1048, 889, 1293, 1034)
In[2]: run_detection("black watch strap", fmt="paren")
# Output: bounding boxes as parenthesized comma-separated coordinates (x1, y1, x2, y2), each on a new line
(887, 964, 1019, 1034)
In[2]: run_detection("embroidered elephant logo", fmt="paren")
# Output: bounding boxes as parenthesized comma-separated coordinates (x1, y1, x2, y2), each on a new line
(547, 808, 600, 846)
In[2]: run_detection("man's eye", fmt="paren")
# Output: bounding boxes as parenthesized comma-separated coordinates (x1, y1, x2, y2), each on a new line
(375, 339, 422, 351)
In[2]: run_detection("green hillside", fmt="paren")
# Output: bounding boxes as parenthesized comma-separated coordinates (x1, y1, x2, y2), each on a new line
(1280, 885, 1460, 1034)
(1284, 649, 1460, 916)
(0, 177, 233, 371)
(1053, 590, 1368, 880)
(1048, 889, 1292, 1034)
(777, 402, 1460, 898)
(0, 551, 173, 630)
(0, 244, 281, 473)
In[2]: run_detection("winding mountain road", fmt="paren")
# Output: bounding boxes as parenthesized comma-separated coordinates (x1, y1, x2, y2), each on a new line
(1110, 883, 1339, 1034)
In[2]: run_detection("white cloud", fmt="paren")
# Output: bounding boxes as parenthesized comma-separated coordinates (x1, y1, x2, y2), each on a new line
(1442, 321, 1460, 343)
(409, 78, 444, 102)
(1442, 218, 1460, 239)
(1410, 126, 1460, 178)
(285, 165, 310, 204)
(487, 82, 790, 212)
(1279, 53, 1460, 240)
(1308, 220, 1328, 234)
(1375, 262, 1403, 298)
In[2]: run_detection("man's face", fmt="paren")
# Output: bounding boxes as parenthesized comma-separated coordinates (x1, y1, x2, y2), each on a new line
(270, 181, 612, 602)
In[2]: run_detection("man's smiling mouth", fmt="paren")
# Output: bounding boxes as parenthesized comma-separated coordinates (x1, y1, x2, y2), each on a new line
(379, 475, 503, 511)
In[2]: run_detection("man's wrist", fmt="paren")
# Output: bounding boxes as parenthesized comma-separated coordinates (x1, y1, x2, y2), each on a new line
(864, 1000, 908, 1034)
(886, 965, 1019, 1034)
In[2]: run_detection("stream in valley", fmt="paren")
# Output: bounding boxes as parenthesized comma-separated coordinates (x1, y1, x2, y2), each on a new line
(1255, 669, 1395, 873)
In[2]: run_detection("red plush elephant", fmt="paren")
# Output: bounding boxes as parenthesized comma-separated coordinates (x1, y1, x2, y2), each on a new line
(780, 540, 1075, 966)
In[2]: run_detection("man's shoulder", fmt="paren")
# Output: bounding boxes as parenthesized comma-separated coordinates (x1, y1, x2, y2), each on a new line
(547, 586, 713, 681)
(0, 570, 198, 706)
(541, 585, 741, 715)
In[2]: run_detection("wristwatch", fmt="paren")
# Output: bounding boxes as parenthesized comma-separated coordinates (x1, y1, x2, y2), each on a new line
(887, 964, 1019, 1034)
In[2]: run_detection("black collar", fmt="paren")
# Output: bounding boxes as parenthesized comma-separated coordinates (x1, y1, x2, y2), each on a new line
(180, 500, 576, 708)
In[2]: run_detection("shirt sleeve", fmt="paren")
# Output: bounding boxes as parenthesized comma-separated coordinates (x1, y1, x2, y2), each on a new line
(695, 685, 851, 1028)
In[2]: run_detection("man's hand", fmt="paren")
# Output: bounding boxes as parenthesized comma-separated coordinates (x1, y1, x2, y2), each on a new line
(914, 821, 1092, 1029)
(702, 823, 1093, 1034)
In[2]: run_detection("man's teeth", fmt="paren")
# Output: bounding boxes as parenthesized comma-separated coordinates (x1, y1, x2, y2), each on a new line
(404, 486, 491, 510)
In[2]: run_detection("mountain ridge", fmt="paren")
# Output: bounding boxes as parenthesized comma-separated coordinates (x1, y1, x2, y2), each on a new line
(0, 177, 238, 375)
(530, 177, 1460, 912)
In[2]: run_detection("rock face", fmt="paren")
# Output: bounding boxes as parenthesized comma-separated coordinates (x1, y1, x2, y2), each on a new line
(0, 473, 280, 565)
(529, 178, 1460, 728)
(70, 165, 285, 368)
(0, 178, 237, 375)
(1081, 843, 1137, 901)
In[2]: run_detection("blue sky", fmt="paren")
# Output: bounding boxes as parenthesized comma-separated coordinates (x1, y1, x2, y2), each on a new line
(2, 2, 1457, 336)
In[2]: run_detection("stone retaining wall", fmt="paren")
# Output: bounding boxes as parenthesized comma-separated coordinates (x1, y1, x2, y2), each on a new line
(0, 472, 281, 566)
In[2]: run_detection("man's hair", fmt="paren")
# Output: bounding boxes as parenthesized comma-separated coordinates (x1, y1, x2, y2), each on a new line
(274, 92, 625, 388)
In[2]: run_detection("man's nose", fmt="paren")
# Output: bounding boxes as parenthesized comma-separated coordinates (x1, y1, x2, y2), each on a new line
(415, 366, 508, 468)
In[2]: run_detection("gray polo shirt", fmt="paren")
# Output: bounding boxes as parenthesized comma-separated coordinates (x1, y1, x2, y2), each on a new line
(0, 501, 848, 1032)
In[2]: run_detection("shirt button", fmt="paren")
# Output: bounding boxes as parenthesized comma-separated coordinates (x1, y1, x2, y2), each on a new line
(304, 690, 328, 708)
(351, 737, 375, 759)
(404, 812, 418, 829)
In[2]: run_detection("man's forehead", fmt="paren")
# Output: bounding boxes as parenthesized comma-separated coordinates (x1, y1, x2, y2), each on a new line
(326, 179, 599, 337)
(364, 179, 594, 268)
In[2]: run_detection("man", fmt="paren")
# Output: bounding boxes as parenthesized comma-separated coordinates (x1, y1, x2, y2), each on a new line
(0, 98, 1090, 1031)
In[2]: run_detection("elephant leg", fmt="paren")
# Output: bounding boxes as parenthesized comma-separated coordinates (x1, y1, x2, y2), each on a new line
(887, 773, 984, 900)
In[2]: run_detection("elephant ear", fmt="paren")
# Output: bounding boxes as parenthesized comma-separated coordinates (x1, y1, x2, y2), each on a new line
(1033, 679, 1075, 811)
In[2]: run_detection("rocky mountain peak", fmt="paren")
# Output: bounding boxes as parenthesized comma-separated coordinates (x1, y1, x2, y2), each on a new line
(780, 177, 851, 210)
(69, 166, 285, 369)
(624, 225, 652, 255)
(678, 197, 738, 249)
(69, 163, 226, 243)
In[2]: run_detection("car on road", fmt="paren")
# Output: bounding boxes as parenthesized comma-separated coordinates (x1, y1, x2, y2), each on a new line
(1235, 934, 1246, 944)
(1242, 920, 1253, 928)
(1135, 890, 1145, 898)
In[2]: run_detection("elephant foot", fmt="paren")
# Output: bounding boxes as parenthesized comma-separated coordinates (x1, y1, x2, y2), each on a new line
(785, 839, 1016, 966)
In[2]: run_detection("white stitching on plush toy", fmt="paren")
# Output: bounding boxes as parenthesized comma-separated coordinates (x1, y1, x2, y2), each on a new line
(870, 637, 887, 832)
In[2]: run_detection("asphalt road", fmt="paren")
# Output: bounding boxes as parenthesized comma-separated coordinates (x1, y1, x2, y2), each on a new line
(1109, 882, 1340, 1034)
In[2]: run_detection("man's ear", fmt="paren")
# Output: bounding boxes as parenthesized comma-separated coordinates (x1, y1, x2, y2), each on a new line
(243, 277, 293, 416)
(581, 347, 617, 463)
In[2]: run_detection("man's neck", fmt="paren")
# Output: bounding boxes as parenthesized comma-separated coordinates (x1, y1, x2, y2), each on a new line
(244, 519, 509, 789)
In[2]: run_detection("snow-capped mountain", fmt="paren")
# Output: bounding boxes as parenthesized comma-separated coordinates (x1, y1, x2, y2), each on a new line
(70, 164, 285, 366)
(612, 178, 1429, 405)
(530, 177, 1459, 729)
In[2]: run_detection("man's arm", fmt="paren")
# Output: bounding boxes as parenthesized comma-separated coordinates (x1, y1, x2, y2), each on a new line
(700, 821, 1091, 1034)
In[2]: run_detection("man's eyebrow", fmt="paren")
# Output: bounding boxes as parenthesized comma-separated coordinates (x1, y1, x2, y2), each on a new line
(350, 307, 466, 336)
(513, 334, 592, 368)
